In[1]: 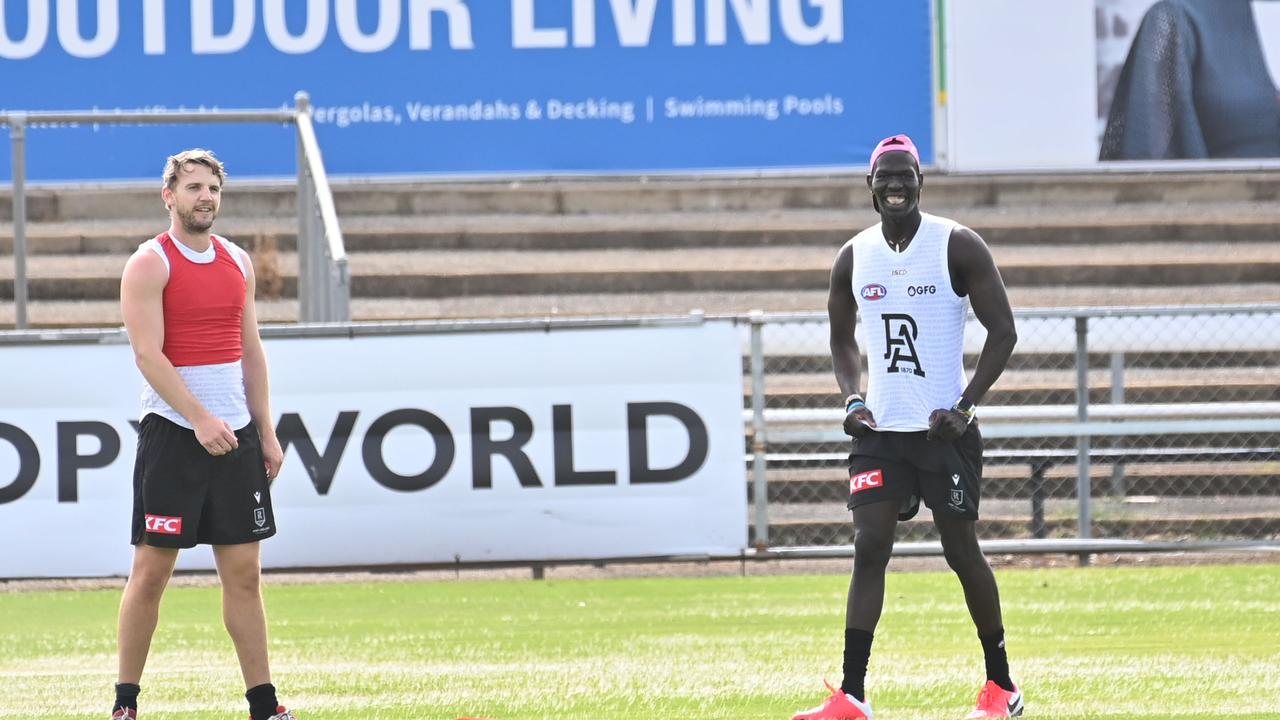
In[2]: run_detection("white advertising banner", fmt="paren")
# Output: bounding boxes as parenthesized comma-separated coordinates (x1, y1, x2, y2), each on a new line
(0, 321, 747, 578)
(945, 0, 1280, 170)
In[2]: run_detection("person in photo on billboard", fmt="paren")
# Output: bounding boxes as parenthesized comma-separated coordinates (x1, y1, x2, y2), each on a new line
(790, 135, 1022, 720)
(1100, 0, 1280, 160)
(112, 149, 295, 720)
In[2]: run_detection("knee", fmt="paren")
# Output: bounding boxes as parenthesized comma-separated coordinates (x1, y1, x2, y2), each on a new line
(221, 571, 261, 599)
(943, 540, 987, 575)
(127, 553, 175, 600)
(853, 527, 894, 571)
(216, 546, 264, 599)
(126, 571, 168, 603)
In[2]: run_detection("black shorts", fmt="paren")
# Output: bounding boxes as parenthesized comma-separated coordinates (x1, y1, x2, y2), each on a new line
(845, 423, 984, 521)
(131, 414, 277, 548)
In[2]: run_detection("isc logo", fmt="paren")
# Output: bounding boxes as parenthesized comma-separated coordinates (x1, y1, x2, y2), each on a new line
(849, 469, 884, 494)
(144, 514, 183, 535)
(860, 284, 887, 301)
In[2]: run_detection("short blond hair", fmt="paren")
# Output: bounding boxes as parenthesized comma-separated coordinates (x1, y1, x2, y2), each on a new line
(162, 148, 226, 191)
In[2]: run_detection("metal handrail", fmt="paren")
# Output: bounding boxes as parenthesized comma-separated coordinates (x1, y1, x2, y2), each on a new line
(292, 92, 349, 324)
(1, 92, 350, 328)
(295, 110, 348, 270)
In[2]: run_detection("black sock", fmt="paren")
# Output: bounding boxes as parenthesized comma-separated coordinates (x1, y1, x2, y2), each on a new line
(841, 628, 874, 702)
(979, 629, 1014, 692)
(113, 682, 141, 712)
(246, 683, 279, 720)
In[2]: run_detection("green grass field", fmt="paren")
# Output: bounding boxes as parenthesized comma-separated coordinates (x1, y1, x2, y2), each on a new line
(2, 563, 1278, 719)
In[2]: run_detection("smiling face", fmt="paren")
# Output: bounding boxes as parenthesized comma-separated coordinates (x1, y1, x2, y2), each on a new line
(163, 161, 221, 234)
(867, 150, 922, 218)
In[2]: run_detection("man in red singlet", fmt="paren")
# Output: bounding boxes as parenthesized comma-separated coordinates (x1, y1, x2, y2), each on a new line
(112, 149, 295, 720)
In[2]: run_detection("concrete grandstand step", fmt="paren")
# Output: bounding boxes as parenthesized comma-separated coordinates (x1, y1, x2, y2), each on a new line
(0, 217, 298, 255)
(4, 202, 1280, 255)
(7, 285, 1280, 329)
(5, 172, 1280, 222)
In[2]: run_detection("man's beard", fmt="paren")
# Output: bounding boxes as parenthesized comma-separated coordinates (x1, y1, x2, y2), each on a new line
(177, 206, 216, 234)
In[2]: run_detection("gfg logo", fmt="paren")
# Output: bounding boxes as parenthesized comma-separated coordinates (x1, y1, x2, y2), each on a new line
(144, 514, 183, 535)
(860, 284, 887, 301)
(907, 285, 936, 297)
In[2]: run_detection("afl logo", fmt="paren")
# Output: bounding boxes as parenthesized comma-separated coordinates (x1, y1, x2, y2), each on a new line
(860, 284, 887, 301)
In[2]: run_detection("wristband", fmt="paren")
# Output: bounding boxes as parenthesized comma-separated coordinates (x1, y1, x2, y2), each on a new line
(951, 396, 977, 423)
(845, 394, 865, 413)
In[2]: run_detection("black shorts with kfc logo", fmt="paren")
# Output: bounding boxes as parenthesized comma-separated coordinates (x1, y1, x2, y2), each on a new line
(846, 423, 984, 521)
(131, 414, 277, 548)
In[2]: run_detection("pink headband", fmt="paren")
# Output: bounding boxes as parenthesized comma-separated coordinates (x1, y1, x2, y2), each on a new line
(869, 134, 920, 170)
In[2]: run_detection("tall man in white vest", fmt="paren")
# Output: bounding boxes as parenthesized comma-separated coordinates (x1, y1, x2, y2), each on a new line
(791, 135, 1022, 719)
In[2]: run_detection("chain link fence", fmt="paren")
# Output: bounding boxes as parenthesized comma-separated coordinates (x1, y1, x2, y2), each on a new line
(742, 305, 1280, 551)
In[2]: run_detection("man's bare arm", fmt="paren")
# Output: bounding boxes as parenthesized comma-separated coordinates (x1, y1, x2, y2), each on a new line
(829, 243, 876, 435)
(238, 253, 284, 480)
(928, 227, 1017, 441)
(951, 226, 1017, 406)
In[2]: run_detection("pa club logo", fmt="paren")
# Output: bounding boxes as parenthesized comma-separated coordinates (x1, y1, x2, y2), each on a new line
(860, 284, 887, 301)
(882, 313, 925, 377)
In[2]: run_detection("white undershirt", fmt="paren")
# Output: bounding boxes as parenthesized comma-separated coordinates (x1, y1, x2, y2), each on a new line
(138, 234, 252, 430)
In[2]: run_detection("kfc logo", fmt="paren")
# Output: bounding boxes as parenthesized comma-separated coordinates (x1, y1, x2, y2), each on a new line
(849, 469, 884, 494)
(144, 514, 183, 535)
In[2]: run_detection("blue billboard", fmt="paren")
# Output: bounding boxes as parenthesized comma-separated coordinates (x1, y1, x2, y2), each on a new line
(1, 1, 934, 180)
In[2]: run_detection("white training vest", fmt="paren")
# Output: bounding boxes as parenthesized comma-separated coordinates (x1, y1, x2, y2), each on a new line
(846, 212, 968, 431)
(138, 234, 252, 431)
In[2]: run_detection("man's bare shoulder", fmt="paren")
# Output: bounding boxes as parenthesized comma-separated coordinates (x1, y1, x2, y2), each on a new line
(947, 224, 997, 264)
(122, 243, 168, 286)
(948, 223, 986, 246)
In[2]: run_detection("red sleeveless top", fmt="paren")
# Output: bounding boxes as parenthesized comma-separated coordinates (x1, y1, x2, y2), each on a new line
(156, 232, 246, 367)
